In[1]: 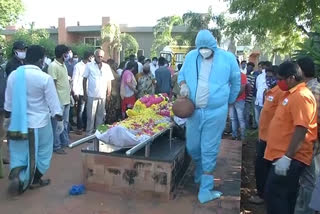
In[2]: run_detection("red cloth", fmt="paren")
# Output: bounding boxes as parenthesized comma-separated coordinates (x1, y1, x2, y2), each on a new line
(237, 73, 247, 101)
(121, 95, 136, 113)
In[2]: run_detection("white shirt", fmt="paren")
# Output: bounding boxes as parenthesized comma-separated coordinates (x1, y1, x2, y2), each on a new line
(117, 68, 123, 76)
(83, 61, 114, 98)
(137, 62, 143, 73)
(150, 63, 159, 77)
(255, 70, 267, 107)
(72, 61, 86, 96)
(196, 57, 213, 108)
(5, 65, 62, 129)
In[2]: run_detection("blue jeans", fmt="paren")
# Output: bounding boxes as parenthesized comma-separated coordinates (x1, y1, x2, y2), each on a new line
(229, 100, 246, 140)
(254, 105, 263, 127)
(52, 104, 70, 151)
(245, 101, 257, 129)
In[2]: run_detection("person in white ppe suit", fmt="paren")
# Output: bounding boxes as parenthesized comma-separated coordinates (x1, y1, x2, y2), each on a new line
(178, 30, 240, 203)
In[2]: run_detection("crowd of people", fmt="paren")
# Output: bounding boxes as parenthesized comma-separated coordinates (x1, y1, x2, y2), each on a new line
(0, 40, 181, 194)
(237, 58, 320, 214)
(0, 29, 319, 214)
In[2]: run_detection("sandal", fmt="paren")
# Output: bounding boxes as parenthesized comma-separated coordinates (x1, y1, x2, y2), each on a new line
(29, 178, 51, 190)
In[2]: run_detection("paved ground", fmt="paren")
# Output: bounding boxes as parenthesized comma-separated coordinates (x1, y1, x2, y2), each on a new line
(0, 134, 241, 214)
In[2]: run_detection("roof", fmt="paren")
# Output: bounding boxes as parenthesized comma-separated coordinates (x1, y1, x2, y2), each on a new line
(1, 28, 58, 35)
(1, 25, 187, 35)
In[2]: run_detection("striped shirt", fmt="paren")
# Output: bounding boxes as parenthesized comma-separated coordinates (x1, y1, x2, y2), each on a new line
(245, 74, 255, 103)
(306, 78, 320, 154)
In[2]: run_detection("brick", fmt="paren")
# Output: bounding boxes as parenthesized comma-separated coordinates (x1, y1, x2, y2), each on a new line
(94, 155, 133, 168)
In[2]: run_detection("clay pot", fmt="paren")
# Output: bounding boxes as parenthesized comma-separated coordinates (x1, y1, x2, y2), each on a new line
(172, 97, 195, 118)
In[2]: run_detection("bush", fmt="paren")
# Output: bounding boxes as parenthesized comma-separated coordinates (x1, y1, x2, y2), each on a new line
(4, 28, 56, 59)
(70, 43, 95, 59)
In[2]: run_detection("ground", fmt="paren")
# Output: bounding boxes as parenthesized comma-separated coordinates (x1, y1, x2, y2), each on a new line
(239, 130, 266, 214)
(0, 133, 242, 214)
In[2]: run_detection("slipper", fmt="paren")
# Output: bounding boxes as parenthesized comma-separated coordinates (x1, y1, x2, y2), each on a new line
(69, 184, 85, 195)
(30, 179, 50, 190)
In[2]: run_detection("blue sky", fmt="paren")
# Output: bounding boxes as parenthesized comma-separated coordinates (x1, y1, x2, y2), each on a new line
(18, 0, 228, 28)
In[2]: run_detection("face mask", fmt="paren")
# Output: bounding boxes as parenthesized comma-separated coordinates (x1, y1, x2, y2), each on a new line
(90, 58, 94, 63)
(152, 60, 157, 66)
(199, 48, 213, 59)
(266, 76, 277, 89)
(73, 58, 78, 63)
(64, 54, 70, 62)
(277, 79, 289, 91)
(15, 51, 26, 60)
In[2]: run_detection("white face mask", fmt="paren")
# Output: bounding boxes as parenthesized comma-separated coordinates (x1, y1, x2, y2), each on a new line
(73, 58, 78, 63)
(199, 48, 213, 59)
(15, 51, 26, 60)
(152, 60, 157, 66)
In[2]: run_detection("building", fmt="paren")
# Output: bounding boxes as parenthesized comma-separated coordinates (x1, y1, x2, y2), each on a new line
(1, 17, 187, 60)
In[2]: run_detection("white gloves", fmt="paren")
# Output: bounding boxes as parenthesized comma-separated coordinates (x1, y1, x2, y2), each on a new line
(3, 118, 10, 132)
(56, 120, 64, 135)
(180, 84, 190, 97)
(273, 155, 292, 176)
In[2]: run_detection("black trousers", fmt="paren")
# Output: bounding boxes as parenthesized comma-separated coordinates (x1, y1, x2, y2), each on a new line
(76, 96, 86, 130)
(265, 159, 306, 214)
(255, 139, 271, 198)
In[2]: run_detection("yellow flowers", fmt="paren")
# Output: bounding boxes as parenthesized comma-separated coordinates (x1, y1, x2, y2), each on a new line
(116, 94, 172, 136)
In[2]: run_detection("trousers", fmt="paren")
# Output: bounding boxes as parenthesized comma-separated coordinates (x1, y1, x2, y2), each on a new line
(265, 159, 306, 214)
(86, 97, 105, 135)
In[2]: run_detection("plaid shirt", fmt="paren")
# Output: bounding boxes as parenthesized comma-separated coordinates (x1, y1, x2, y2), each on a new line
(306, 78, 320, 154)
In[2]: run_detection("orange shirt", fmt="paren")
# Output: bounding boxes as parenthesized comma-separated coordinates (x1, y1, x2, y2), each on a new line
(264, 82, 317, 166)
(259, 86, 285, 141)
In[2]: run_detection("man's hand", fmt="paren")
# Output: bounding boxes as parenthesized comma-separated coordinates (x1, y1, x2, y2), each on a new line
(3, 118, 10, 132)
(180, 83, 189, 97)
(107, 94, 111, 102)
(273, 155, 292, 176)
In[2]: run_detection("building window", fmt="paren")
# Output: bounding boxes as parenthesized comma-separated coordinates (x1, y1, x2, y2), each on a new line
(84, 37, 102, 49)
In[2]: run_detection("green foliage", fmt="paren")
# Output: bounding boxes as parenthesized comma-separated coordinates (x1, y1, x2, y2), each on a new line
(120, 33, 139, 58)
(4, 28, 56, 58)
(182, 7, 225, 46)
(293, 25, 320, 75)
(226, 0, 320, 58)
(151, 16, 183, 57)
(70, 43, 95, 59)
(0, 0, 24, 29)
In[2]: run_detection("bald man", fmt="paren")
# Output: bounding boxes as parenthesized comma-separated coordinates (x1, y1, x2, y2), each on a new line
(83, 49, 114, 135)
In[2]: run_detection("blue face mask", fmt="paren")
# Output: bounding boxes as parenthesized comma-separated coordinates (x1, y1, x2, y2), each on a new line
(266, 76, 277, 88)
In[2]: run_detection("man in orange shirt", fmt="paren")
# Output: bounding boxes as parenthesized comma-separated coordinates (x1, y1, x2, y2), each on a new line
(249, 65, 285, 204)
(264, 61, 317, 214)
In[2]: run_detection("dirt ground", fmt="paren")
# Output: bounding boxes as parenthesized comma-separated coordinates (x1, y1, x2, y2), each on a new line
(239, 129, 266, 214)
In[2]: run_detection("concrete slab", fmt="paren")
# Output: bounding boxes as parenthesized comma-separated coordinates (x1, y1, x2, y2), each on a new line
(0, 134, 241, 214)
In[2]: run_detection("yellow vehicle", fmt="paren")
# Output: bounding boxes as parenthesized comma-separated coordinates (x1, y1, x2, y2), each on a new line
(160, 46, 194, 70)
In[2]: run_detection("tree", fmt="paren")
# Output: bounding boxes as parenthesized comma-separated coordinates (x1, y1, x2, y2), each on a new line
(101, 24, 121, 58)
(151, 16, 183, 57)
(0, 0, 24, 29)
(182, 6, 224, 45)
(293, 25, 320, 75)
(120, 33, 139, 59)
(4, 27, 56, 58)
(226, 0, 320, 58)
